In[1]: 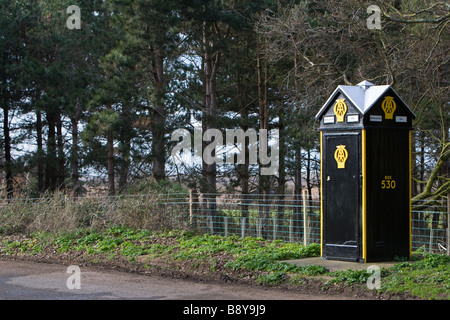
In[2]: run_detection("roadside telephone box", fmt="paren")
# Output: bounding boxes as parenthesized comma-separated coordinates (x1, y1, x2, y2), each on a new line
(315, 80, 415, 262)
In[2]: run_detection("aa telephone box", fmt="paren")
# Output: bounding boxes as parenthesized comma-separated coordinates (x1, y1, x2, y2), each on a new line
(316, 80, 415, 262)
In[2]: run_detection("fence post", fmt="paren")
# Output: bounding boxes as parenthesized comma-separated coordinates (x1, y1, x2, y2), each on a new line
(273, 215, 277, 240)
(224, 216, 228, 237)
(429, 222, 434, 253)
(189, 189, 199, 228)
(241, 217, 246, 239)
(189, 189, 193, 225)
(289, 216, 294, 243)
(256, 218, 262, 238)
(302, 190, 309, 246)
(208, 216, 214, 234)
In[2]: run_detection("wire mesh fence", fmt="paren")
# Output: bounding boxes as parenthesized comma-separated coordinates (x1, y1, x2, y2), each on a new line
(0, 192, 448, 255)
(187, 192, 321, 245)
(182, 192, 449, 255)
(411, 199, 449, 253)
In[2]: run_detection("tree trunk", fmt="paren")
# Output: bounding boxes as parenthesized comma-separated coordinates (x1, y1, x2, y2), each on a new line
(118, 135, 131, 192)
(45, 111, 58, 192)
(202, 20, 221, 232)
(257, 40, 269, 237)
(306, 149, 313, 207)
(56, 112, 65, 190)
(151, 50, 166, 181)
(292, 53, 303, 236)
(237, 68, 249, 219)
(36, 109, 44, 193)
(419, 130, 425, 193)
(106, 104, 115, 196)
(294, 148, 303, 235)
(3, 105, 13, 199)
(70, 107, 81, 198)
(71, 117, 79, 197)
(277, 114, 286, 238)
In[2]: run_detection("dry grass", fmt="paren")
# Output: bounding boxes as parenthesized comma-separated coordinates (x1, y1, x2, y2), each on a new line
(0, 191, 190, 235)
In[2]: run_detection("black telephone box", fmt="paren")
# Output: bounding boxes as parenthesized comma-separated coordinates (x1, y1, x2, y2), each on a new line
(316, 81, 415, 262)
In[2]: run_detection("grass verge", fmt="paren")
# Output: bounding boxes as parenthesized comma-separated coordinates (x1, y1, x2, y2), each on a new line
(0, 226, 448, 300)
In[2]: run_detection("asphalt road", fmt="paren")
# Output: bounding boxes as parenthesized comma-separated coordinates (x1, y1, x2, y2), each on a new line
(0, 259, 344, 300)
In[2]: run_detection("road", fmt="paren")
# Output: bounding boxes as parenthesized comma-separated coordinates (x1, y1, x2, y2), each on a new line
(0, 259, 354, 300)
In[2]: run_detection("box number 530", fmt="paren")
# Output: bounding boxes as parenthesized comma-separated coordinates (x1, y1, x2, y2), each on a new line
(381, 176, 396, 189)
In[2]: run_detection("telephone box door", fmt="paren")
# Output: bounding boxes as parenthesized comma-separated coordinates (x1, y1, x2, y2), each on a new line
(323, 132, 361, 261)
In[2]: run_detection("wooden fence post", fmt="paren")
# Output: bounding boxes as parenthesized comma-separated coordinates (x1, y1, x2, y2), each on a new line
(208, 216, 214, 234)
(256, 218, 262, 238)
(241, 217, 246, 239)
(189, 189, 193, 225)
(429, 220, 434, 253)
(272, 215, 277, 240)
(224, 216, 228, 237)
(289, 216, 294, 243)
(303, 189, 309, 246)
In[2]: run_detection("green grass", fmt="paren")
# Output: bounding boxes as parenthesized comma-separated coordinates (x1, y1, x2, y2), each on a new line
(0, 226, 448, 299)
(380, 252, 450, 299)
(53, 226, 174, 258)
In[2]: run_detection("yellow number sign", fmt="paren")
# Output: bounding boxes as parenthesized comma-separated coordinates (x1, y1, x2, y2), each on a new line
(381, 176, 396, 189)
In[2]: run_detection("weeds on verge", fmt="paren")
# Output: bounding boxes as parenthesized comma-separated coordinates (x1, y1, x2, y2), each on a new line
(0, 224, 448, 299)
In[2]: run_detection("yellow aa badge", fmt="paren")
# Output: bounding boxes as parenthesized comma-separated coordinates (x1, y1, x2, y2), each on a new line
(333, 99, 348, 122)
(334, 145, 348, 169)
(381, 96, 396, 119)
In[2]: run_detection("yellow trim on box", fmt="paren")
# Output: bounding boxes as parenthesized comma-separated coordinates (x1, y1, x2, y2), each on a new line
(362, 129, 367, 262)
(320, 131, 323, 257)
(409, 130, 412, 258)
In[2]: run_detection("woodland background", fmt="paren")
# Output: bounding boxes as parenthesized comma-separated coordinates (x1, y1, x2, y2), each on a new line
(0, 0, 448, 214)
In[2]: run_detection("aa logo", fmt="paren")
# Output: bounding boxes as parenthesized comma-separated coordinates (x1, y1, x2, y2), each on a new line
(381, 96, 396, 119)
(334, 145, 348, 169)
(333, 99, 348, 122)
